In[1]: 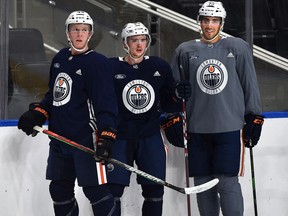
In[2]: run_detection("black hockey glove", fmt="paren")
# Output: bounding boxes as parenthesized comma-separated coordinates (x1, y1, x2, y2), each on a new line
(161, 113, 184, 148)
(95, 128, 117, 162)
(18, 103, 49, 136)
(242, 114, 264, 148)
(175, 80, 192, 100)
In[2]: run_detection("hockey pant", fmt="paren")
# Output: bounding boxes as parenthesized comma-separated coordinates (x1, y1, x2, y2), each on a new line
(194, 176, 244, 216)
(49, 180, 115, 216)
(109, 183, 164, 216)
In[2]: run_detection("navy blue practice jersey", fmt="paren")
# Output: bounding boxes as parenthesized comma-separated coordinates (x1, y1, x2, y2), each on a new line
(110, 56, 180, 140)
(41, 48, 118, 142)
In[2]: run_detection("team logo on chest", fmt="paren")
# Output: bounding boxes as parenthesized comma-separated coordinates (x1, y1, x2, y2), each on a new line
(196, 59, 228, 95)
(53, 72, 73, 106)
(122, 79, 155, 114)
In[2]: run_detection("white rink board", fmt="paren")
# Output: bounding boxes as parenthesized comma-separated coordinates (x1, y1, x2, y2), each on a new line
(0, 118, 287, 216)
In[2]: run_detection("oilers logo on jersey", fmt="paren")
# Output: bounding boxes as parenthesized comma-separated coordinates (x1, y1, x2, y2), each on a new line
(196, 59, 228, 95)
(122, 79, 155, 114)
(53, 72, 73, 106)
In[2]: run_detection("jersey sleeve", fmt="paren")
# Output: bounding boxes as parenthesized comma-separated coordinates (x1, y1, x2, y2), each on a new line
(171, 42, 192, 82)
(87, 53, 118, 131)
(234, 39, 262, 115)
(159, 59, 181, 113)
(171, 47, 182, 81)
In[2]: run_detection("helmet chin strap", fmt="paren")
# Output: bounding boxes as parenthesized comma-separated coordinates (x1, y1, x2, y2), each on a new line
(201, 31, 221, 43)
(197, 17, 225, 43)
(200, 22, 224, 43)
(69, 42, 88, 52)
(123, 42, 148, 62)
(67, 34, 92, 53)
(127, 50, 146, 62)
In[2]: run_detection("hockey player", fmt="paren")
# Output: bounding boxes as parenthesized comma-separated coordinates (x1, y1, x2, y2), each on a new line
(106, 22, 184, 216)
(17, 11, 118, 215)
(171, 1, 264, 216)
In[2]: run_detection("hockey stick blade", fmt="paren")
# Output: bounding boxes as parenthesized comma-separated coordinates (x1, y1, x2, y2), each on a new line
(184, 178, 219, 194)
(33, 126, 219, 195)
(107, 157, 218, 195)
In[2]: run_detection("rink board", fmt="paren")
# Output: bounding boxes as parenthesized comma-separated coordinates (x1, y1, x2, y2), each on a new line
(0, 116, 287, 216)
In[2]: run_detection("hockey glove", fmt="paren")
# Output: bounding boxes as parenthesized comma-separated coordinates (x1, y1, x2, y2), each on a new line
(18, 103, 49, 136)
(175, 80, 192, 100)
(95, 128, 117, 162)
(161, 113, 184, 148)
(242, 114, 264, 148)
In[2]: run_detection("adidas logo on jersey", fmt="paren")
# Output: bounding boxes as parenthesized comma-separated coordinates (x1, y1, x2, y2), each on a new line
(227, 52, 234, 58)
(153, 71, 161, 76)
(75, 69, 82, 75)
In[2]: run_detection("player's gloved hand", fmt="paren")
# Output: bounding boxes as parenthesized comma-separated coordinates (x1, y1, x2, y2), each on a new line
(95, 128, 117, 162)
(161, 113, 184, 148)
(175, 80, 192, 100)
(242, 114, 264, 148)
(18, 103, 49, 136)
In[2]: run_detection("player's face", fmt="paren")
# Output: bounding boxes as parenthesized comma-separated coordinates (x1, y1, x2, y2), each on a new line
(126, 35, 148, 58)
(200, 16, 222, 41)
(68, 24, 92, 52)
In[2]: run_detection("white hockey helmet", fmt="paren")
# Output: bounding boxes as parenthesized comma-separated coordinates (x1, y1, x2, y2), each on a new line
(65, 11, 94, 33)
(121, 22, 151, 47)
(198, 1, 226, 20)
(197, 1, 226, 37)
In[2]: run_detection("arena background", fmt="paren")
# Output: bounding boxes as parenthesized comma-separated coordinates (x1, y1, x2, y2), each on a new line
(0, 0, 288, 215)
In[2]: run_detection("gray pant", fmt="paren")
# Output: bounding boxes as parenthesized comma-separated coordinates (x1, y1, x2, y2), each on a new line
(194, 176, 244, 216)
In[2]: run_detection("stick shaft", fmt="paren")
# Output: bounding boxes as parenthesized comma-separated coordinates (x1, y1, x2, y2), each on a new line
(179, 53, 192, 216)
(250, 147, 258, 216)
(34, 126, 219, 196)
(33, 126, 187, 194)
(182, 99, 191, 215)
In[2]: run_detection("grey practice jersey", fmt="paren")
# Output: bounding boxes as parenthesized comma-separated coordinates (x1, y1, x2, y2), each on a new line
(171, 36, 262, 133)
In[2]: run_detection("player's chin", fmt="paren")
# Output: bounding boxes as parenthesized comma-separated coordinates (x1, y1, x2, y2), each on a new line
(137, 51, 145, 56)
(132, 53, 144, 58)
(204, 34, 216, 40)
(75, 44, 87, 50)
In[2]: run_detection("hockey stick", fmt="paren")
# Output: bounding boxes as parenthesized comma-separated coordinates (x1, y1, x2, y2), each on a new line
(249, 144, 258, 216)
(178, 50, 191, 216)
(33, 125, 218, 195)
